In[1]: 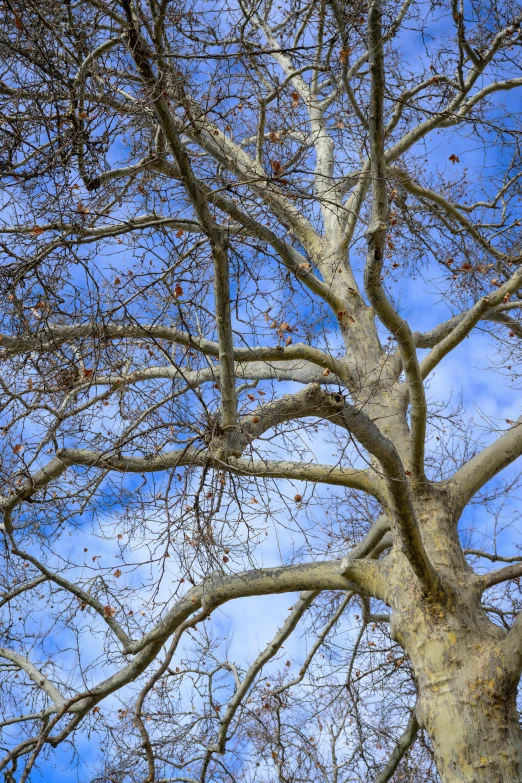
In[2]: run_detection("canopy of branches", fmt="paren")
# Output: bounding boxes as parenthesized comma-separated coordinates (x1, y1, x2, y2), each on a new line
(0, 0, 521, 781)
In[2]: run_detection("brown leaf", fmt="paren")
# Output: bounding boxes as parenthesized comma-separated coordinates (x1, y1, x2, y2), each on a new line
(114, 569, 122, 578)
(271, 160, 284, 177)
(290, 92, 299, 108)
(174, 283, 183, 298)
(339, 47, 351, 63)
(449, 153, 460, 164)
(31, 226, 44, 237)
(103, 605, 116, 618)
(82, 368, 93, 378)
(114, 277, 121, 285)
(12, 443, 23, 454)
(269, 131, 281, 142)
(176, 229, 184, 238)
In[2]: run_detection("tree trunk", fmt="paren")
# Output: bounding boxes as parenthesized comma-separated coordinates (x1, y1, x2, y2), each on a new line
(417, 677, 522, 782)
(382, 491, 522, 782)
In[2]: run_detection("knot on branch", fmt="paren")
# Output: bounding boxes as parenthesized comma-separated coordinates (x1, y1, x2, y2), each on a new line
(204, 416, 248, 462)
(365, 219, 387, 242)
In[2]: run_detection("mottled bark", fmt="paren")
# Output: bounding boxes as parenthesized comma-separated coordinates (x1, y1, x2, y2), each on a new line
(383, 490, 522, 782)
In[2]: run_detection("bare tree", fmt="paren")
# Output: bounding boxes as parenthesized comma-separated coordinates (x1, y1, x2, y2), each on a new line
(0, 0, 522, 779)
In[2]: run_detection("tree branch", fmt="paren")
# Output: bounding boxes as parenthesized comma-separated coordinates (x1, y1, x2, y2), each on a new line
(375, 707, 419, 783)
(0, 649, 66, 708)
(480, 562, 522, 590)
(363, 0, 426, 478)
(451, 417, 522, 509)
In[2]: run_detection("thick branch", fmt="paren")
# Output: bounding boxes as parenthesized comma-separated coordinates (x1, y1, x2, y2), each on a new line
(480, 562, 522, 590)
(0, 649, 65, 708)
(0, 324, 344, 379)
(363, 0, 426, 478)
(451, 417, 522, 509)
(338, 405, 438, 594)
(57, 446, 382, 497)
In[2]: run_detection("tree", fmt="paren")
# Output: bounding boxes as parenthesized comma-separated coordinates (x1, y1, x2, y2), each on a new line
(0, 0, 522, 779)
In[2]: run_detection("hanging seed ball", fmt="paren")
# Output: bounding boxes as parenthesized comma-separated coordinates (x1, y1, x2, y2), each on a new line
(252, 416, 260, 423)
(294, 494, 302, 503)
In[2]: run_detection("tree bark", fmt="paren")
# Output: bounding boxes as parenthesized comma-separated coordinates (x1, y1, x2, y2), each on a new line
(383, 490, 522, 782)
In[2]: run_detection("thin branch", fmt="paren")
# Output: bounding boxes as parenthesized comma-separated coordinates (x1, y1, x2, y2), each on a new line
(375, 707, 419, 783)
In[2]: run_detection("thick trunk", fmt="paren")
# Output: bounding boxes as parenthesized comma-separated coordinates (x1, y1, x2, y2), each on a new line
(418, 676, 522, 782)
(388, 580, 522, 782)
(382, 492, 522, 782)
